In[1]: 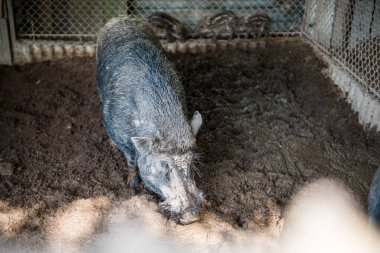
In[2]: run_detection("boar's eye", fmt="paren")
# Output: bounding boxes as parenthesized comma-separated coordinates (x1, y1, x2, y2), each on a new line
(161, 161, 169, 170)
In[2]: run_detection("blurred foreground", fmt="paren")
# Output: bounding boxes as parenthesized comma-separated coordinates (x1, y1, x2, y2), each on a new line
(1, 178, 379, 253)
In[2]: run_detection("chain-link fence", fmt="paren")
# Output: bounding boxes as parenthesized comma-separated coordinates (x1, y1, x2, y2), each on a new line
(13, 0, 129, 40)
(303, 0, 380, 100)
(11, 0, 380, 100)
(14, 0, 305, 40)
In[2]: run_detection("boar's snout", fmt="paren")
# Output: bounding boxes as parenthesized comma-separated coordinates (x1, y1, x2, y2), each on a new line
(179, 208, 200, 225)
(178, 191, 203, 225)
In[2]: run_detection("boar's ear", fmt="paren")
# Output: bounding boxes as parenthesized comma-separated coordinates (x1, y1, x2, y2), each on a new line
(131, 136, 157, 155)
(191, 111, 202, 136)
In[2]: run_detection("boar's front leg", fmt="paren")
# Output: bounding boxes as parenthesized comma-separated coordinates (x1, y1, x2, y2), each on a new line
(127, 166, 140, 189)
(123, 150, 141, 189)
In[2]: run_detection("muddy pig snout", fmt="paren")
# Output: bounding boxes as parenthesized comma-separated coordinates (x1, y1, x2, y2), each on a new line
(178, 192, 202, 225)
(179, 209, 200, 225)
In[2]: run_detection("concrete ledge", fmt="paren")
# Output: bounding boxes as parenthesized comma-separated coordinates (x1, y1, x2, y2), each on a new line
(12, 39, 271, 64)
(13, 40, 96, 64)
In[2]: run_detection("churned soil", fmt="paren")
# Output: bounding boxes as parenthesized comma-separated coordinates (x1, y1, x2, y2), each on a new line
(0, 38, 379, 247)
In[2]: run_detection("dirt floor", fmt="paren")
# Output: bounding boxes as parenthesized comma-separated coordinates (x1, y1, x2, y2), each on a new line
(1, 38, 380, 250)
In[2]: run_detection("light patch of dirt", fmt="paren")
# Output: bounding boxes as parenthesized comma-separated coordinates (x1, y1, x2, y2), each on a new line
(88, 195, 277, 253)
(45, 197, 110, 245)
(0, 200, 35, 237)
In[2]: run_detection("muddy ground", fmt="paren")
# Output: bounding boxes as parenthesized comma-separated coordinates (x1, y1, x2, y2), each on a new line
(0, 38, 380, 250)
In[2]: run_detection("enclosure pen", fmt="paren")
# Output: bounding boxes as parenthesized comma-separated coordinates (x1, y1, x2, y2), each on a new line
(1, 0, 380, 252)
(2, 0, 378, 129)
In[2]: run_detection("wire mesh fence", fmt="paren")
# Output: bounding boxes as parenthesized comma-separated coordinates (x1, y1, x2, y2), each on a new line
(13, 0, 129, 40)
(11, 0, 380, 99)
(14, 0, 305, 40)
(303, 0, 380, 99)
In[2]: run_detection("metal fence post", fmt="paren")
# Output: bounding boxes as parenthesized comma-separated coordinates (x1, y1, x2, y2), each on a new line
(0, 0, 15, 65)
